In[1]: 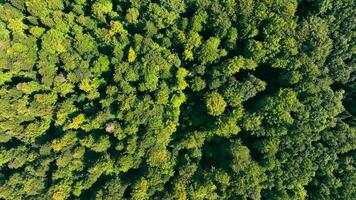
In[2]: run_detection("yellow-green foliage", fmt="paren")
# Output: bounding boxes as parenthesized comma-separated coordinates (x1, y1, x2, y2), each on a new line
(0, 0, 354, 199)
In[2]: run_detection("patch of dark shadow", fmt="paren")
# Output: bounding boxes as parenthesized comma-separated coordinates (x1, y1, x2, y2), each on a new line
(70, 99, 100, 117)
(337, 110, 353, 121)
(343, 95, 355, 115)
(330, 81, 345, 91)
(76, 130, 88, 140)
(9, 76, 34, 87)
(236, 132, 266, 163)
(44, 160, 57, 189)
(252, 33, 264, 42)
(344, 116, 356, 127)
(121, 167, 145, 198)
(62, 1, 72, 14)
(200, 136, 232, 170)
(244, 65, 282, 111)
(120, 167, 144, 185)
(253, 64, 281, 91)
(296, 0, 319, 18)
(106, 133, 123, 157)
(98, 45, 113, 57)
(261, 188, 286, 200)
(168, 129, 187, 152)
(19, 116, 41, 126)
(34, 69, 42, 83)
(125, 22, 146, 35)
(56, 91, 75, 105)
(23, 17, 39, 26)
(331, 81, 356, 121)
(101, 62, 116, 78)
(181, 3, 197, 19)
(169, 43, 187, 61)
(27, 90, 52, 101)
(243, 91, 268, 112)
(290, 111, 298, 119)
(97, 85, 110, 102)
(35, 120, 62, 145)
(79, 100, 101, 116)
(199, 26, 218, 41)
(304, 176, 324, 197)
(175, 89, 212, 135)
(234, 38, 247, 55)
(19, 120, 33, 127)
(339, 149, 356, 157)
(109, 100, 120, 116)
(134, 124, 152, 143)
(123, 184, 133, 199)
(0, 136, 24, 149)
(82, 0, 96, 17)
(173, 148, 193, 167)
(0, 164, 27, 179)
(0, 165, 11, 178)
(232, 69, 250, 82)
(23, 28, 31, 36)
(86, 129, 107, 139)
(82, 149, 103, 170)
(64, 109, 84, 123)
(254, 18, 273, 39)
(114, 0, 130, 12)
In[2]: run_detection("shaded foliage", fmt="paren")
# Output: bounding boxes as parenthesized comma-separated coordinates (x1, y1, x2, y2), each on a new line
(0, 0, 354, 199)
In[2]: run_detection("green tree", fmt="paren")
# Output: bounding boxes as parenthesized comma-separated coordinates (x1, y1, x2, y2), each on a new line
(206, 92, 227, 116)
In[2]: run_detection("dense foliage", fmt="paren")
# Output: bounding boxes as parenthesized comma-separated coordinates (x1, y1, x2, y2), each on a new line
(0, 0, 355, 199)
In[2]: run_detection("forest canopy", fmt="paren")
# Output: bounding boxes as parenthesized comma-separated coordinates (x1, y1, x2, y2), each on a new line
(0, 0, 355, 199)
